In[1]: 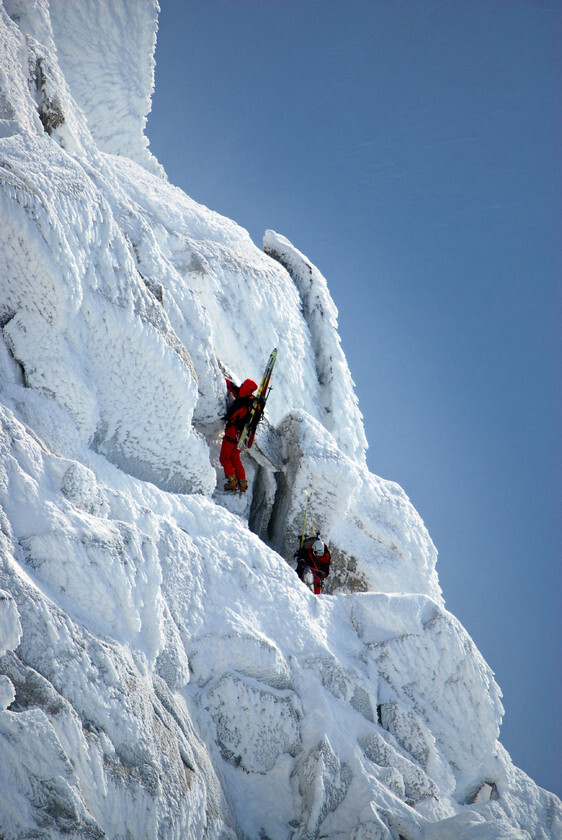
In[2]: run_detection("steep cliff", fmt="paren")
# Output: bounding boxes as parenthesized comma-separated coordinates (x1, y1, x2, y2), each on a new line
(0, 2, 559, 838)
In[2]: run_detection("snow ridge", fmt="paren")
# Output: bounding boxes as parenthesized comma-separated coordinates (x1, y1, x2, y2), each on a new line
(0, 2, 560, 839)
(264, 228, 368, 464)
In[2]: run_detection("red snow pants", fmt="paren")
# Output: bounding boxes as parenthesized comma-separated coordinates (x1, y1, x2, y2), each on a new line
(219, 436, 246, 480)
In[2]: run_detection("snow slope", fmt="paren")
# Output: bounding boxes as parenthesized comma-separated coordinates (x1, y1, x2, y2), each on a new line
(0, 1, 560, 838)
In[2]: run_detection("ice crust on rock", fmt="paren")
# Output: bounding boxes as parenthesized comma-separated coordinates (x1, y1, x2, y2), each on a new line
(264, 229, 368, 464)
(265, 410, 442, 602)
(0, 2, 560, 839)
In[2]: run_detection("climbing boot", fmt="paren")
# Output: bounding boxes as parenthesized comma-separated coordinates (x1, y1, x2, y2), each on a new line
(238, 479, 248, 493)
(224, 476, 237, 491)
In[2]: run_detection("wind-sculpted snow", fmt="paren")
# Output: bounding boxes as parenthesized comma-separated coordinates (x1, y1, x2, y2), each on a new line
(0, 587, 21, 709)
(0, 1, 560, 839)
(48, 0, 162, 174)
(264, 229, 368, 464)
(265, 411, 442, 602)
(0, 405, 558, 838)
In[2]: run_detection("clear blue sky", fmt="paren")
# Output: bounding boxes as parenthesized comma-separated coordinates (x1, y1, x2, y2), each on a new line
(147, 0, 561, 797)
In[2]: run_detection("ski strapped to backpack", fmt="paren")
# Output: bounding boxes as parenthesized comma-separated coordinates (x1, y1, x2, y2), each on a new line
(300, 490, 313, 549)
(237, 348, 277, 451)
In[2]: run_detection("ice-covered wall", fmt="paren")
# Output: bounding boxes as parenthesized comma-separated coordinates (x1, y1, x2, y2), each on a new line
(2, 401, 556, 839)
(0, 2, 560, 839)
(264, 229, 368, 464)
(48, 0, 164, 175)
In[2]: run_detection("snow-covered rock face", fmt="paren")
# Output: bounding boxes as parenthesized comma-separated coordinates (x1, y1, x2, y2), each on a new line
(0, 2, 560, 839)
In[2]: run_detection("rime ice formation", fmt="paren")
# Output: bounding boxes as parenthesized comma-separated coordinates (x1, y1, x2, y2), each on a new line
(0, 2, 560, 839)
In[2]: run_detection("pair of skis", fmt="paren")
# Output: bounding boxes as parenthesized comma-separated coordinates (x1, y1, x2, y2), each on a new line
(237, 348, 277, 451)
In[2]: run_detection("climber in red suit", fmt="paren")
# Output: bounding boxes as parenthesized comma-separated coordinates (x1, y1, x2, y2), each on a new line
(219, 378, 258, 492)
(294, 537, 332, 595)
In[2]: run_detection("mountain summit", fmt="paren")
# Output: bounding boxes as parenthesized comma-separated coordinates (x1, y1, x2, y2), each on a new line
(0, 1, 559, 838)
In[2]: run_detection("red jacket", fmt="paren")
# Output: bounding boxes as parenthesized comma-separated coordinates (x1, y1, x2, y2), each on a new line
(296, 538, 331, 581)
(224, 378, 257, 442)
